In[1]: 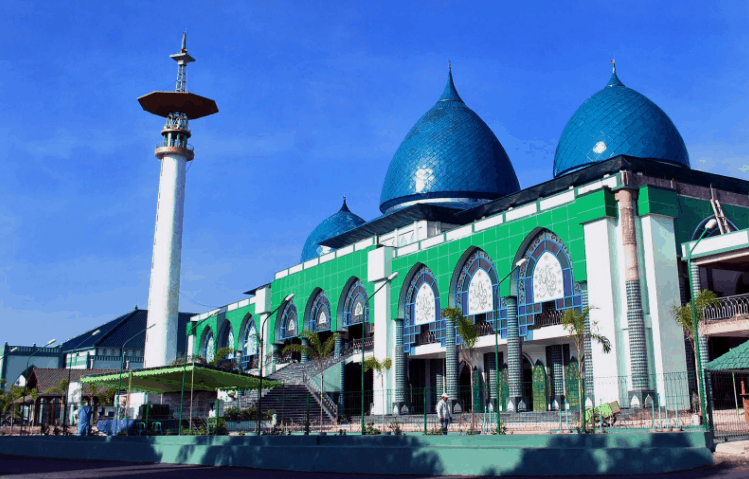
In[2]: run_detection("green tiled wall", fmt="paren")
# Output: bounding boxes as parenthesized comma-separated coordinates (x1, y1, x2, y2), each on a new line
(672, 195, 749, 246)
(193, 303, 255, 355)
(268, 246, 376, 343)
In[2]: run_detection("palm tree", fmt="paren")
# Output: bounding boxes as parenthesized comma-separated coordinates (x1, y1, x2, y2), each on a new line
(560, 307, 611, 429)
(283, 330, 340, 433)
(363, 356, 392, 417)
(672, 289, 719, 412)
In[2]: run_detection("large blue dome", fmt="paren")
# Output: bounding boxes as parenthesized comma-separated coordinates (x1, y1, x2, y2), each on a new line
(379, 69, 520, 214)
(301, 198, 366, 263)
(553, 67, 690, 178)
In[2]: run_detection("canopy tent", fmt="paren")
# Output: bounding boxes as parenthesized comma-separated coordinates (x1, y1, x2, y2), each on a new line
(80, 363, 282, 394)
(705, 340, 749, 371)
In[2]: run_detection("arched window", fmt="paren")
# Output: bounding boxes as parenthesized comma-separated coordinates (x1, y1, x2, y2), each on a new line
(280, 302, 299, 340)
(243, 321, 258, 357)
(343, 280, 369, 327)
(456, 249, 505, 337)
(403, 265, 442, 354)
(219, 323, 235, 360)
(517, 231, 581, 337)
(692, 215, 738, 240)
(308, 290, 331, 332)
(200, 329, 215, 363)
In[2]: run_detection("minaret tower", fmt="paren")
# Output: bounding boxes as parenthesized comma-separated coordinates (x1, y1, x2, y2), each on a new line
(138, 34, 218, 367)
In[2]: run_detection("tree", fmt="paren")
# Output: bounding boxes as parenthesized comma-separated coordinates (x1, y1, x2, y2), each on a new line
(283, 330, 341, 432)
(672, 289, 719, 412)
(363, 356, 392, 416)
(560, 307, 611, 429)
(442, 307, 480, 430)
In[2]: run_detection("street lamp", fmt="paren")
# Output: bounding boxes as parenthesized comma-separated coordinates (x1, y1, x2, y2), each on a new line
(686, 217, 718, 431)
(257, 293, 295, 435)
(63, 330, 100, 435)
(113, 323, 155, 433)
(361, 271, 399, 434)
(493, 258, 526, 434)
(179, 314, 216, 435)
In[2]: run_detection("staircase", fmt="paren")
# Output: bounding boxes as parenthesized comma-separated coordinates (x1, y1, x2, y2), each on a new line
(238, 384, 327, 428)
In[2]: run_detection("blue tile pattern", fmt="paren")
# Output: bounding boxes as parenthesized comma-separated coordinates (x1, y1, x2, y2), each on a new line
(379, 70, 520, 213)
(300, 198, 366, 263)
(553, 70, 690, 178)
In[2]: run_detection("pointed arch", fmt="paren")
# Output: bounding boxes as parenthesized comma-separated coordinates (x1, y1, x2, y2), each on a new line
(275, 300, 299, 341)
(401, 263, 442, 354)
(515, 229, 582, 337)
(306, 288, 332, 333)
(199, 326, 215, 363)
(450, 247, 506, 337)
(340, 278, 369, 328)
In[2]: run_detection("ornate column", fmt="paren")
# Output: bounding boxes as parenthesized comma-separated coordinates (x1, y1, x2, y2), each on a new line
(393, 318, 407, 414)
(300, 338, 309, 364)
(615, 189, 651, 406)
(548, 345, 564, 410)
(581, 282, 594, 404)
(445, 313, 459, 412)
(334, 335, 345, 413)
(506, 297, 524, 411)
(691, 262, 713, 408)
(484, 353, 497, 410)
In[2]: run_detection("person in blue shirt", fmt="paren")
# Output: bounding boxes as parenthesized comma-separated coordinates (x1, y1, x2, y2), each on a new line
(77, 399, 92, 436)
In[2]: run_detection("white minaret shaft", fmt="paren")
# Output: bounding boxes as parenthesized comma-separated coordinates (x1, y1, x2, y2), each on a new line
(144, 152, 187, 367)
(138, 33, 217, 368)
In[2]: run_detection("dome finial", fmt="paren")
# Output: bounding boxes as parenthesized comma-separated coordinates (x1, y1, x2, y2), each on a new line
(439, 64, 464, 103)
(607, 59, 625, 88)
(339, 195, 351, 213)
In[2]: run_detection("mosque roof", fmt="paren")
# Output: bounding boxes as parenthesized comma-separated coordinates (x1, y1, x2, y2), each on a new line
(300, 198, 366, 263)
(553, 65, 690, 178)
(379, 68, 520, 213)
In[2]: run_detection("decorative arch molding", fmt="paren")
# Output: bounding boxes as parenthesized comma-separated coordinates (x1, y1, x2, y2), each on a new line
(341, 278, 369, 328)
(277, 300, 299, 341)
(516, 229, 582, 337)
(199, 326, 215, 363)
(452, 248, 508, 338)
(240, 315, 258, 369)
(306, 288, 332, 333)
(218, 320, 235, 351)
(402, 264, 443, 354)
(692, 214, 738, 241)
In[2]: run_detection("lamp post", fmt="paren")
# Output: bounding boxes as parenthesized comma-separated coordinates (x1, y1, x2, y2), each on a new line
(113, 324, 155, 434)
(686, 217, 718, 432)
(361, 272, 399, 434)
(257, 293, 295, 435)
(63, 330, 100, 435)
(494, 259, 526, 434)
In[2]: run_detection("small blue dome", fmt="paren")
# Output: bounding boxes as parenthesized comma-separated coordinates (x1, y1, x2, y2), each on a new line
(379, 69, 520, 214)
(553, 67, 690, 177)
(301, 198, 366, 263)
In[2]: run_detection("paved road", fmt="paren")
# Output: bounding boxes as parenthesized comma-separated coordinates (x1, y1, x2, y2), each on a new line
(1, 455, 748, 479)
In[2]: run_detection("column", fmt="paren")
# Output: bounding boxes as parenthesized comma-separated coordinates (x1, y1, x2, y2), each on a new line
(393, 318, 407, 414)
(445, 313, 459, 412)
(300, 338, 309, 364)
(335, 335, 345, 413)
(484, 352, 497, 411)
(506, 297, 524, 411)
(548, 345, 564, 410)
(616, 189, 651, 406)
(691, 262, 713, 411)
(581, 282, 595, 403)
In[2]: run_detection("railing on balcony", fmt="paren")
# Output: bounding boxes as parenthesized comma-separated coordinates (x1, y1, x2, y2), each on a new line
(345, 337, 374, 354)
(475, 321, 495, 337)
(529, 309, 564, 331)
(703, 293, 749, 321)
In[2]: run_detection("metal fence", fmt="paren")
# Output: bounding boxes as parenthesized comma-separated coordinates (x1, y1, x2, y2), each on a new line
(707, 370, 749, 440)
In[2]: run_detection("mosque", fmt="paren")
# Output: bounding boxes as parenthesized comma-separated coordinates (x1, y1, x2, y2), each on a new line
(179, 60, 749, 416)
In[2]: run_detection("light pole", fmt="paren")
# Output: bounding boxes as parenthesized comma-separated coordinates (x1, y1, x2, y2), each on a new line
(63, 330, 100, 435)
(257, 293, 295, 435)
(494, 258, 526, 434)
(686, 217, 718, 431)
(113, 324, 155, 433)
(361, 272, 398, 434)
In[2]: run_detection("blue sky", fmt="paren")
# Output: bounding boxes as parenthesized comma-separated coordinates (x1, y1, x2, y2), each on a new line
(1, 1, 748, 346)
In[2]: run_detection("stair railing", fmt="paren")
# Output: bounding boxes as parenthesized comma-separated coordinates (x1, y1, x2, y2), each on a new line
(302, 370, 338, 423)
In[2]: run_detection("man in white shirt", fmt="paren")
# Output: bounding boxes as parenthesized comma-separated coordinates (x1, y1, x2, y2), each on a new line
(436, 392, 451, 435)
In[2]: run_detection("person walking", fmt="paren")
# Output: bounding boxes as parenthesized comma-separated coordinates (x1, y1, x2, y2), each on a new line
(77, 400, 92, 436)
(436, 392, 451, 435)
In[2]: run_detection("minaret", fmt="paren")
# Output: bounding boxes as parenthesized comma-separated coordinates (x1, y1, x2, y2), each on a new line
(139, 33, 218, 367)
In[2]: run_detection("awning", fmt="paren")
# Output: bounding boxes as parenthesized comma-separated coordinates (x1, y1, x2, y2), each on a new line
(705, 340, 749, 371)
(80, 363, 282, 394)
